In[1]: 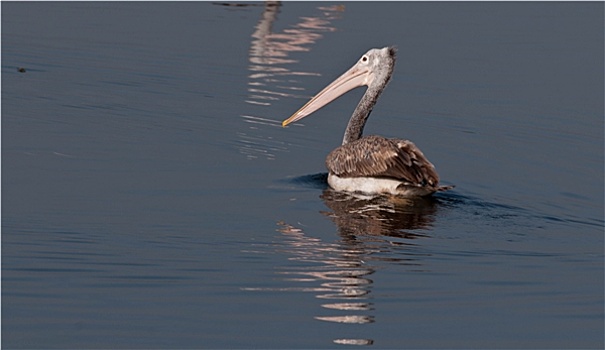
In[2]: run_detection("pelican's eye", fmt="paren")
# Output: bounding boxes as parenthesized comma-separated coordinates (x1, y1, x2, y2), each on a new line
(361, 55, 368, 63)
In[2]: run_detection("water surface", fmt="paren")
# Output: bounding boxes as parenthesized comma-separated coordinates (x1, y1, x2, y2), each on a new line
(2, 2, 603, 348)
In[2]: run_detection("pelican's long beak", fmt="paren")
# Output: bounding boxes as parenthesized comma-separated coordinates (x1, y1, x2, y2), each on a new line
(282, 62, 372, 127)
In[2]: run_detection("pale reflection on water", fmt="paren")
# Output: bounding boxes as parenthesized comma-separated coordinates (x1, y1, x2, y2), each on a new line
(246, 2, 343, 107)
(244, 188, 441, 345)
(239, 2, 344, 160)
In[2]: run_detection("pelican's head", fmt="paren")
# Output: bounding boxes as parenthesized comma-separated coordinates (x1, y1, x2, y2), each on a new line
(282, 46, 396, 127)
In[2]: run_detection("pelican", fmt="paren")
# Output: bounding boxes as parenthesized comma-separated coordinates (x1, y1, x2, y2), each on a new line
(282, 46, 452, 197)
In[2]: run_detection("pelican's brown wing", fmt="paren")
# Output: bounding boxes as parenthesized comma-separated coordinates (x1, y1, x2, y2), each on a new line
(326, 135, 440, 187)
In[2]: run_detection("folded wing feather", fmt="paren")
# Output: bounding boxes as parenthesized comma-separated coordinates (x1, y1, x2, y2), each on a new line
(326, 135, 440, 187)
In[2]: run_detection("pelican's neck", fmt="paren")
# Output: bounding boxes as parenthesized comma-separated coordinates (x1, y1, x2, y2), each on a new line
(342, 82, 384, 145)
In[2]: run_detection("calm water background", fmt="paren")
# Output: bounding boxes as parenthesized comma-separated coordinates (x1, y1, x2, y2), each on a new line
(2, 2, 603, 348)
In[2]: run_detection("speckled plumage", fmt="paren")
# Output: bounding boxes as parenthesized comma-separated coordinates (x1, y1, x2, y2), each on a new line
(327, 135, 439, 187)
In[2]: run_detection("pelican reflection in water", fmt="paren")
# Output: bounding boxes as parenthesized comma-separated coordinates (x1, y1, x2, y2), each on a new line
(283, 47, 453, 197)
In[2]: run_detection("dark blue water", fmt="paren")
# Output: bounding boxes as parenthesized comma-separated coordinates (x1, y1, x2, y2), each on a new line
(3, 2, 603, 348)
